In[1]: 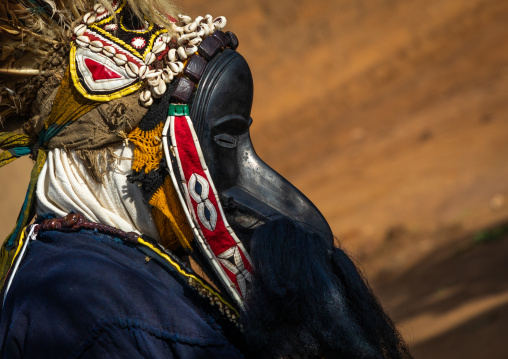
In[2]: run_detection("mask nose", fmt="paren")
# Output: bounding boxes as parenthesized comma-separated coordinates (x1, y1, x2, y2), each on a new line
(220, 139, 333, 246)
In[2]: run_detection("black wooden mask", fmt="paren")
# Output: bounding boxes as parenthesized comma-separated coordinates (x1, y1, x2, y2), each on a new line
(189, 49, 332, 248)
(161, 47, 332, 309)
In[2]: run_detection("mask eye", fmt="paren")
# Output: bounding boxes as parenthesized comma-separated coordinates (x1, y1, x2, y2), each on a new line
(214, 133, 238, 148)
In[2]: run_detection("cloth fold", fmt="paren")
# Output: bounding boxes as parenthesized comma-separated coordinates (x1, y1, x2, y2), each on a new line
(36, 143, 160, 241)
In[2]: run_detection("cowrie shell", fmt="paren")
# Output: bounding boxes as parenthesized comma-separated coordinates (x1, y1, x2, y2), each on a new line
(102, 46, 116, 57)
(184, 22, 197, 33)
(83, 12, 97, 25)
(201, 23, 211, 36)
(167, 48, 177, 62)
(93, 4, 101, 11)
(144, 52, 156, 65)
(162, 69, 174, 83)
(168, 61, 184, 73)
(161, 34, 171, 44)
(172, 23, 184, 33)
(95, 5, 105, 13)
(89, 40, 103, 52)
(188, 37, 202, 46)
(145, 69, 163, 79)
(113, 53, 127, 66)
(178, 14, 192, 24)
(148, 77, 160, 87)
(177, 46, 187, 60)
(125, 62, 139, 78)
(140, 89, 151, 102)
(74, 24, 87, 37)
(142, 97, 153, 107)
(152, 42, 166, 54)
(185, 45, 198, 56)
(153, 80, 167, 97)
(205, 14, 213, 26)
(213, 16, 227, 29)
(196, 26, 205, 38)
(76, 35, 90, 48)
(177, 33, 193, 45)
(138, 65, 148, 78)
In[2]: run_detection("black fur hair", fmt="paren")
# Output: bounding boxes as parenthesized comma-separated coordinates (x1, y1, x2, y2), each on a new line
(242, 218, 412, 359)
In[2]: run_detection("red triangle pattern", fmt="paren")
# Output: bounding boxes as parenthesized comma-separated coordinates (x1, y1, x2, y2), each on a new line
(84, 58, 122, 81)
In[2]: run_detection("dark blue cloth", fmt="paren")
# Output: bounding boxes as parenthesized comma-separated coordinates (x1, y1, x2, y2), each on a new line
(0, 230, 244, 358)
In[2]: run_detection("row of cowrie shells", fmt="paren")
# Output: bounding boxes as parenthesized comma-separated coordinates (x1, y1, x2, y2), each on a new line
(139, 14, 227, 107)
(81, 3, 108, 26)
(72, 22, 182, 107)
(74, 5, 227, 107)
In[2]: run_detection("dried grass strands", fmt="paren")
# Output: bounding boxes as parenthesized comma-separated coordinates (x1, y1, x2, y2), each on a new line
(0, 69, 55, 76)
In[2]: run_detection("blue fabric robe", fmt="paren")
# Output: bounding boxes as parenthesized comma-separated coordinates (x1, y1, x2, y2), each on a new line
(0, 229, 244, 358)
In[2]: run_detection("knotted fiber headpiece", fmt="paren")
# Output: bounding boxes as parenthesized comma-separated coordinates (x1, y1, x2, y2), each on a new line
(0, 0, 196, 282)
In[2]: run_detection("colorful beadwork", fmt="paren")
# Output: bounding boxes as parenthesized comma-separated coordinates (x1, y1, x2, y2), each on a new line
(70, 0, 228, 106)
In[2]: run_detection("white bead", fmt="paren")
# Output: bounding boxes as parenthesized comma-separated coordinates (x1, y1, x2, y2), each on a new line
(102, 46, 116, 57)
(74, 24, 87, 37)
(178, 32, 198, 46)
(113, 53, 127, 66)
(125, 62, 139, 78)
(201, 23, 211, 37)
(144, 52, 156, 65)
(76, 35, 90, 48)
(177, 47, 187, 60)
(83, 12, 97, 25)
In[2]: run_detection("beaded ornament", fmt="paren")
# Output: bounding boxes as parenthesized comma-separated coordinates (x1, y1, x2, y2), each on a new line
(70, 0, 227, 106)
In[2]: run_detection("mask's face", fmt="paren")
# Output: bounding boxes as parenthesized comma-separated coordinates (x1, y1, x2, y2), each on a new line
(190, 50, 332, 249)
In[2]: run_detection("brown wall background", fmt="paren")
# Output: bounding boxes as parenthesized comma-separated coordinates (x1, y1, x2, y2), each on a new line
(1, 0, 508, 357)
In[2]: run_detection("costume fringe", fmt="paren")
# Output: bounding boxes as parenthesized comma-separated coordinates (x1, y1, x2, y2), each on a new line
(74, 147, 117, 183)
(128, 122, 164, 173)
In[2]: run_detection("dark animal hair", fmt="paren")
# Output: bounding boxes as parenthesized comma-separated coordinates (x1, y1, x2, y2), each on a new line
(242, 218, 412, 359)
